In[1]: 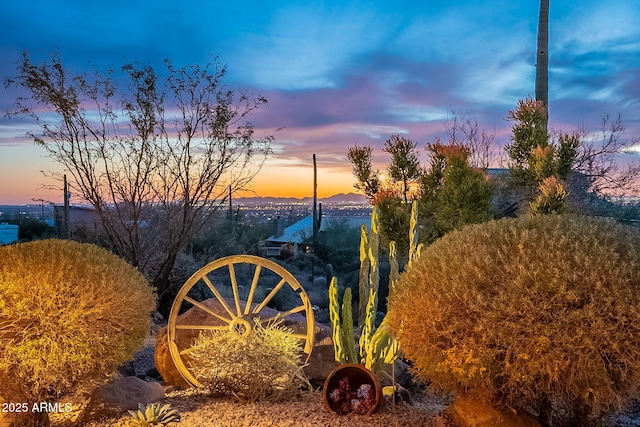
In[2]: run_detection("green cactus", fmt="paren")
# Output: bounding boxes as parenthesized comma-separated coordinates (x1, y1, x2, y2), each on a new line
(409, 200, 419, 266)
(325, 263, 333, 287)
(329, 205, 402, 375)
(128, 402, 180, 426)
(328, 276, 347, 363)
(357, 223, 370, 328)
(341, 287, 358, 363)
(389, 241, 400, 293)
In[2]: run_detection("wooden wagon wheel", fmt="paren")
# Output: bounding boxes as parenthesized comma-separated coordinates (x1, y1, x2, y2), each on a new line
(167, 254, 315, 388)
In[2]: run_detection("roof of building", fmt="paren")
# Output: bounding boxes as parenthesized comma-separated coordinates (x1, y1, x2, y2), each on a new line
(266, 215, 371, 244)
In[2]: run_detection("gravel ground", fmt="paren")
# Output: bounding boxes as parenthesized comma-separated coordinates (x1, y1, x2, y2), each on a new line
(46, 340, 452, 427)
(45, 339, 640, 427)
(70, 387, 451, 427)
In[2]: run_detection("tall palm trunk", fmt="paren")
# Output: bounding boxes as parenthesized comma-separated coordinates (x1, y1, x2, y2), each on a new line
(535, 0, 549, 131)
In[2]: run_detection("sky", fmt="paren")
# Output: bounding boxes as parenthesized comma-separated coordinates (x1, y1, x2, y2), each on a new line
(1, 0, 639, 205)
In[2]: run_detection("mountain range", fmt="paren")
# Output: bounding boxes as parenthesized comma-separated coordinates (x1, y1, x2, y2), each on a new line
(236, 192, 369, 205)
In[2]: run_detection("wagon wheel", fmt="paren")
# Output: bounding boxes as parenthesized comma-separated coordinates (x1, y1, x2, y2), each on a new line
(167, 254, 315, 388)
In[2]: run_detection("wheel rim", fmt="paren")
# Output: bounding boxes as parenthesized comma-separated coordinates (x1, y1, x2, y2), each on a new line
(167, 255, 315, 388)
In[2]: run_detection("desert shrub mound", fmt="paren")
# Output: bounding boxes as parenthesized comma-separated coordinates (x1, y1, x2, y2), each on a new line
(387, 214, 640, 423)
(0, 239, 156, 403)
(186, 320, 307, 402)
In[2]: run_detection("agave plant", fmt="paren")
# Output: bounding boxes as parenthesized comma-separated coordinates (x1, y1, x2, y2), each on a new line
(129, 402, 180, 426)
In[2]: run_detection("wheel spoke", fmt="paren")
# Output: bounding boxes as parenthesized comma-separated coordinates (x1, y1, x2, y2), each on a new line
(253, 278, 287, 313)
(263, 304, 307, 323)
(200, 275, 236, 318)
(228, 263, 242, 316)
(183, 296, 233, 324)
(175, 324, 229, 331)
(244, 265, 262, 315)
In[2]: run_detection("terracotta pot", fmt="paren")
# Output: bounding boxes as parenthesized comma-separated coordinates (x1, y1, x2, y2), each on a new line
(322, 364, 383, 415)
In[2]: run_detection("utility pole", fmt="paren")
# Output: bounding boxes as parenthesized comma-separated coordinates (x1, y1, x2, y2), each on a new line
(535, 0, 549, 131)
(312, 154, 318, 251)
(63, 174, 70, 238)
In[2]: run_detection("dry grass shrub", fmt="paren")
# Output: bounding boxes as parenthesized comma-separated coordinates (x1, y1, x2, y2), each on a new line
(387, 215, 640, 424)
(0, 239, 156, 404)
(185, 320, 308, 402)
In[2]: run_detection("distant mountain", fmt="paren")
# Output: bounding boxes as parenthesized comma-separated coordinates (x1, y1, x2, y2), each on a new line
(236, 192, 369, 205)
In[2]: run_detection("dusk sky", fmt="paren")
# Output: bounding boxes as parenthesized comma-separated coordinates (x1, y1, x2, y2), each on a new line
(1, 1, 639, 205)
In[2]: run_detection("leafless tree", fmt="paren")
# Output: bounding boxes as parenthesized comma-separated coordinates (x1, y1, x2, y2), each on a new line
(573, 114, 640, 197)
(443, 110, 497, 169)
(5, 50, 273, 310)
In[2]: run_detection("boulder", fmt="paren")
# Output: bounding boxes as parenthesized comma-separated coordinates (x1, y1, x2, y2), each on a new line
(155, 298, 338, 386)
(445, 396, 541, 427)
(79, 376, 164, 422)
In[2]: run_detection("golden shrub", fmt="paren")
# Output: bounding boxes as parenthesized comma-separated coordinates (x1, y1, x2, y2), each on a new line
(185, 320, 308, 402)
(0, 239, 156, 403)
(387, 215, 640, 424)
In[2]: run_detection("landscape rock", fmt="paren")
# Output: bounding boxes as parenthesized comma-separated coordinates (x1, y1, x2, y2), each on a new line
(154, 298, 338, 387)
(445, 395, 541, 427)
(79, 376, 165, 422)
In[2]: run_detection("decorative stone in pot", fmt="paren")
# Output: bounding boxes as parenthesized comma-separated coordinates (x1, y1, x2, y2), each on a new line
(323, 364, 383, 415)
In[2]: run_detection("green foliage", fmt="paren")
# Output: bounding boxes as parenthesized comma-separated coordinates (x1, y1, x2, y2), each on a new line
(185, 320, 308, 402)
(387, 215, 640, 424)
(348, 136, 494, 255)
(529, 176, 568, 216)
(0, 239, 156, 405)
(7, 217, 55, 241)
(421, 143, 493, 236)
(505, 97, 580, 215)
(129, 403, 180, 426)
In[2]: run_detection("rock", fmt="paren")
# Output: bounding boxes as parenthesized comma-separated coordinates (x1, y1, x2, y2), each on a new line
(155, 327, 190, 387)
(79, 376, 165, 422)
(446, 396, 541, 427)
(155, 298, 338, 387)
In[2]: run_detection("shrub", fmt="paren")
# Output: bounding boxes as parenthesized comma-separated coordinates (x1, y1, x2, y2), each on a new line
(0, 239, 156, 424)
(185, 320, 308, 402)
(387, 215, 640, 425)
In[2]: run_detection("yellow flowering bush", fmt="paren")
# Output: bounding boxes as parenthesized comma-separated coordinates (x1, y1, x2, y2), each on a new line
(0, 239, 156, 424)
(387, 215, 640, 424)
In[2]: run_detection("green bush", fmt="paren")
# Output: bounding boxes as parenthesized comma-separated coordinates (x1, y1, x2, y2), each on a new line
(185, 320, 308, 402)
(0, 239, 156, 416)
(387, 215, 640, 425)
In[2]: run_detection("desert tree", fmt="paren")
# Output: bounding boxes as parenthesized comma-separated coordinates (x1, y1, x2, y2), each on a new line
(573, 114, 640, 198)
(4, 50, 273, 312)
(347, 133, 493, 255)
(346, 145, 380, 201)
(443, 110, 497, 170)
(382, 135, 422, 203)
(505, 97, 579, 215)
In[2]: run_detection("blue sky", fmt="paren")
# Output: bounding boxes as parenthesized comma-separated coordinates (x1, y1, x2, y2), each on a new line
(1, 0, 639, 203)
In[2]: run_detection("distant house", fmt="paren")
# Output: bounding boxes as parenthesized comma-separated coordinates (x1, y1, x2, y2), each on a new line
(53, 205, 100, 240)
(263, 215, 370, 257)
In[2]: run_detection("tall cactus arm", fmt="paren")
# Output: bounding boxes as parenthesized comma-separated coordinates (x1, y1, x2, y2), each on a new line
(368, 206, 380, 322)
(328, 277, 347, 363)
(341, 287, 358, 364)
(364, 317, 399, 373)
(409, 200, 419, 266)
(389, 241, 400, 293)
(359, 289, 377, 363)
(358, 223, 370, 329)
